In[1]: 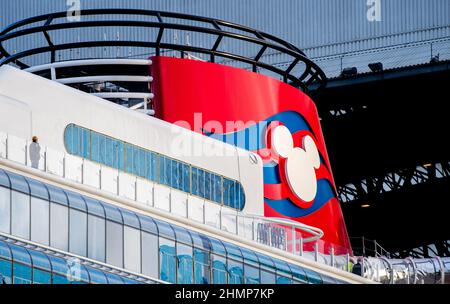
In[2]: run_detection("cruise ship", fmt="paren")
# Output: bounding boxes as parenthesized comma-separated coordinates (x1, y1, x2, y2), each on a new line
(0, 9, 448, 285)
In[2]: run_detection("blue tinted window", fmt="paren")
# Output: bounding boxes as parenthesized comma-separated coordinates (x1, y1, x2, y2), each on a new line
(0, 259, 12, 284)
(48, 255, 68, 275)
(240, 247, 259, 265)
(273, 258, 292, 277)
(64, 124, 74, 154)
(104, 136, 113, 167)
(194, 249, 210, 284)
(225, 243, 242, 261)
(122, 277, 141, 284)
(0, 242, 11, 260)
(71, 264, 90, 284)
(131, 146, 138, 176)
(228, 259, 244, 284)
(177, 243, 193, 284)
(102, 203, 123, 223)
(86, 266, 108, 284)
(223, 179, 234, 208)
(99, 134, 107, 164)
(182, 164, 190, 193)
(66, 191, 86, 211)
(171, 161, 180, 190)
(0, 170, 9, 189)
(138, 215, 158, 234)
(28, 250, 50, 270)
(190, 232, 211, 251)
(198, 169, 205, 198)
(321, 275, 338, 284)
(64, 125, 245, 210)
(173, 226, 192, 245)
(159, 238, 176, 283)
(27, 178, 49, 200)
(155, 220, 175, 240)
(151, 152, 157, 181)
(204, 171, 211, 200)
(8, 172, 29, 194)
(72, 125, 80, 156)
(261, 269, 276, 284)
(91, 132, 100, 163)
(213, 175, 222, 203)
(256, 253, 275, 272)
(120, 209, 140, 229)
(85, 197, 105, 218)
(191, 167, 198, 196)
(145, 152, 154, 181)
(289, 264, 308, 283)
(13, 263, 32, 284)
(233, 182, 240, 209)
(209, 238, 227, 256)
(47, 184, 68, 206)
(33, 269, 51, 284)
(125, 144, 133, 174)
(139, 148, 146, 178)
(81, 127, 90, 159)
(113, 140, 124, 171)
(212, 255, 227, 284)
(9, 244, 31, 265)
(164, 157, 171, 186)
(237, 183, 245, 210)
(244, 264, 260, 284)
(53, 274, 69, 284)
(276, 276, 292, 284)
(303, 268, 323, 284)
(105, 272, 124, 284)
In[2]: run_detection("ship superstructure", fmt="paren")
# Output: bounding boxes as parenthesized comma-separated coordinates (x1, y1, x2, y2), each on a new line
(0, 9, 448, 285)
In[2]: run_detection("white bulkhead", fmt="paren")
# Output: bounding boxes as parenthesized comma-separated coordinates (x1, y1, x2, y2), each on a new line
(0, 65, 264, 216)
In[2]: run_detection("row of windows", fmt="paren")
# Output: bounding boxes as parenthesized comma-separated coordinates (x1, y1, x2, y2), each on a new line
(0, 240, 145, 284)
(0, 168, 345, 284)
(64, 124, 245, 210)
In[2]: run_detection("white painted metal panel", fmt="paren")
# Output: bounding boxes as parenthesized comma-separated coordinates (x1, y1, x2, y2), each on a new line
(0, 132, 6, 158)
(153, 184, 170, 212)
(187, 195, 204, 223)
(220, 207, 237, 234)
(237, 216, 254, 241)
(170, 189, 188, 218)
(204, 201, 221, 229)
(136, 177, 153, 206)
(6, 134, 26, 165)
(101, 166, 119, 195)
(118, 172, 136, 201)
(0, 66, 264, 213)
(64, 154, 82, 183)
(45, 147, 64, 177)
(82, 160, 100, 189)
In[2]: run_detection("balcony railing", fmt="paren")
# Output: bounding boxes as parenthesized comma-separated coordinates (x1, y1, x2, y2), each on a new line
(0, 131, 355, 274)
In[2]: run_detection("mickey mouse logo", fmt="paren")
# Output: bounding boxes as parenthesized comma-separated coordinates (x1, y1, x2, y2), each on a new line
(270, 125, 321, 203)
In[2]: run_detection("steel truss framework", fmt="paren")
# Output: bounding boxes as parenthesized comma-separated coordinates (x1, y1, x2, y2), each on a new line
(391, 240, 450, 259)
(337, 161, 450, 203)
(0, 9, 326, 91)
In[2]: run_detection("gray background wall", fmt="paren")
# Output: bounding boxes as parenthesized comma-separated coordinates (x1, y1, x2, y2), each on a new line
(1, 0, 449, 77)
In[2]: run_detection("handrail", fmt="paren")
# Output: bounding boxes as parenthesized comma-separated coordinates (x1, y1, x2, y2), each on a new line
(0, 9, 326, 91)
(237, 213, 324, 243)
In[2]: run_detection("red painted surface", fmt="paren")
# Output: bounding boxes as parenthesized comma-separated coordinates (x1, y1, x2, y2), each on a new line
(151, 56, 352, 254)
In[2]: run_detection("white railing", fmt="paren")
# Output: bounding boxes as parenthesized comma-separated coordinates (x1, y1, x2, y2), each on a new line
(24, 59, 155, 116)
(0, 131, 358, 273)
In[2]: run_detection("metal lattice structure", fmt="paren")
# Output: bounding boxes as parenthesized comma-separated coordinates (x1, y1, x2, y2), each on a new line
(0, 9, 326, 92)
(338, 161, 450, 203)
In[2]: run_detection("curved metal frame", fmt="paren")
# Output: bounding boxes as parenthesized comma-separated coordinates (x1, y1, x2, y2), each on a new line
(0, 9, 326, 91)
